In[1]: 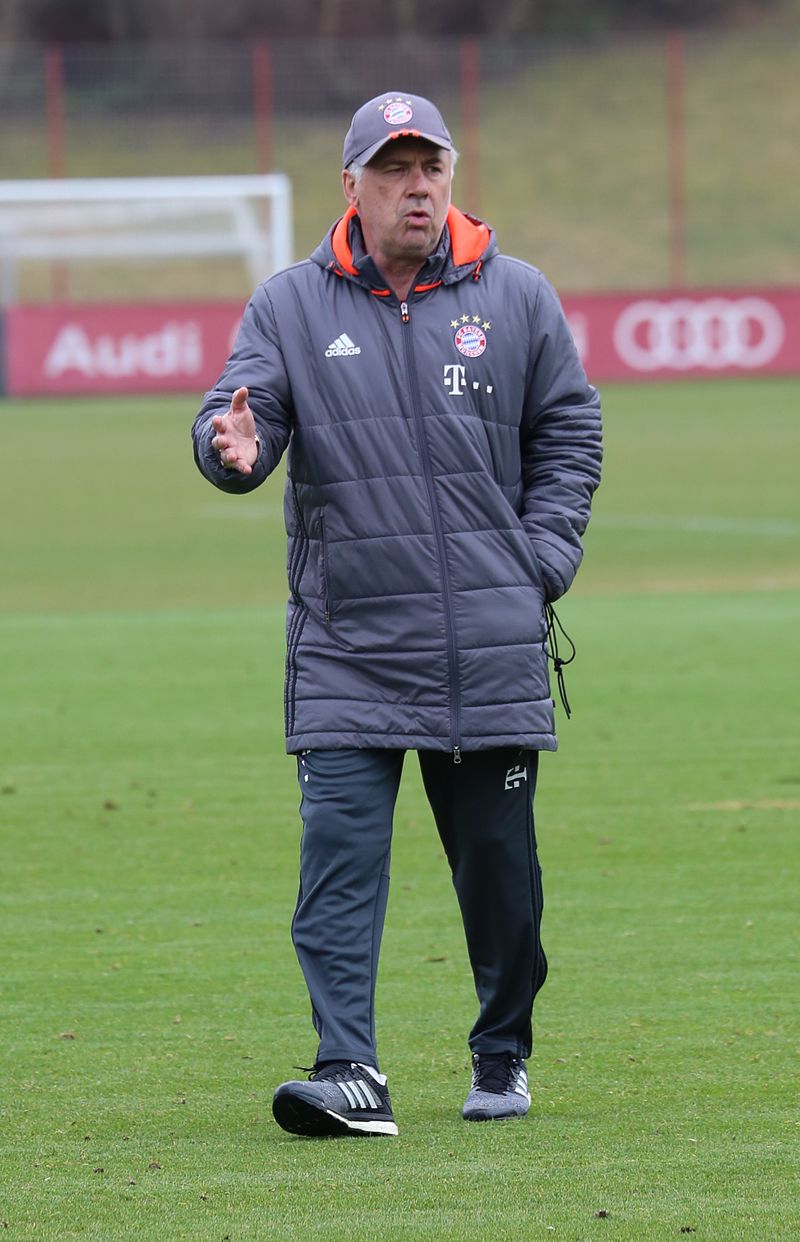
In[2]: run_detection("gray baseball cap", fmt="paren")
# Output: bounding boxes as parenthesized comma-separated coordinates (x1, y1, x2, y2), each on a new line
(343, 92, 453, 168)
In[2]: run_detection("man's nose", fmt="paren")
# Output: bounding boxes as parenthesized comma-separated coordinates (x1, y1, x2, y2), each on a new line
(406, 165, 430, 195)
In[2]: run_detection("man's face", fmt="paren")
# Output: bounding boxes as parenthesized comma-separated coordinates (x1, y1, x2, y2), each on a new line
(342, 138, 452, 270)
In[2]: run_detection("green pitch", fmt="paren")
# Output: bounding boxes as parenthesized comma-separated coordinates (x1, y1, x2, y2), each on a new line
(1, 379, 798, 1240)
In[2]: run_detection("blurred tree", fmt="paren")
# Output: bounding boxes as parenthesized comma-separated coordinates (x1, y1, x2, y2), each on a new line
(0, 0, 22, 40)
(2, 0, 785, 40)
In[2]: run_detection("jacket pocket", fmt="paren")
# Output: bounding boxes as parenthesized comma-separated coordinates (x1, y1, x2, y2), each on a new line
(319, 511, 334, 624)
(514, 523, 546, 598)
(287, 484, 310, 600)
(527, 537, 547, 596)
(284, 601, 308, 737)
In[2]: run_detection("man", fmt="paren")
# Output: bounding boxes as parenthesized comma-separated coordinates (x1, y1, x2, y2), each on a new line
(192, 92, 602, 1138)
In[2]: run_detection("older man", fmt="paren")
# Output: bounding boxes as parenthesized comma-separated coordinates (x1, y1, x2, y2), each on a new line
(192, 92, 602, 1138)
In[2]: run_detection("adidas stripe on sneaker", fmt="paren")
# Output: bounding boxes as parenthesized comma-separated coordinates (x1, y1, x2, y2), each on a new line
(462, 1052, 530, 1122)
(272, 1061, 398, 1137)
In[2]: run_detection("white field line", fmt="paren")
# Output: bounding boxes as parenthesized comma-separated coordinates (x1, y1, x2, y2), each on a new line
(194, 504, 281, 521)
(0, 603, 288, 627)
(687, 799, 800, 811)
(594, 514, 800, 538)
(195, 508, 800, 536)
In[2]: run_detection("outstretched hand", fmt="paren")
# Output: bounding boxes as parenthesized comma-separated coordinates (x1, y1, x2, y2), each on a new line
(211, 387, 258, 474)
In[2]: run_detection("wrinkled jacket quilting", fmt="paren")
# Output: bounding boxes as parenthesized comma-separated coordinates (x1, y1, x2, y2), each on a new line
(192, 207, 602, 754)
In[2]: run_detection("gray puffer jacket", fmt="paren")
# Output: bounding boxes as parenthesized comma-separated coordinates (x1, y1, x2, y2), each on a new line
(192, 206, 602, 756)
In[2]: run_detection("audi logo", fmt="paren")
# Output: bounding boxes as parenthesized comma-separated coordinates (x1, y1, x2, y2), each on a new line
(613, 297, 785, 371)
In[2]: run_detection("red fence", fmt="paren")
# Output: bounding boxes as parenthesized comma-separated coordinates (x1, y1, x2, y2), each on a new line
(3, 31, 799, 296)
(4, 288, 799, 396)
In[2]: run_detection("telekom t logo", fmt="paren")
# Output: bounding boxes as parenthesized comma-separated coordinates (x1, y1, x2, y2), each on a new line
(443, 363, 467, 396)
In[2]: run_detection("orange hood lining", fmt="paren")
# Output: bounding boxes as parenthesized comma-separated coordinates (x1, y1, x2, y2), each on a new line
(330, 205, 490, 280)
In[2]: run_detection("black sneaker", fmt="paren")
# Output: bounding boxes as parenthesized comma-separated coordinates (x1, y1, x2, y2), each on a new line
(272, 1061, 398, 1137)
(462, 1052, 530, 1121)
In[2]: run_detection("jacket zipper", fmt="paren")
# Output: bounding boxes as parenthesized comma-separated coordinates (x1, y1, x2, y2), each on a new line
(399, 299, 462, 764)
(320, 510, 332, 624)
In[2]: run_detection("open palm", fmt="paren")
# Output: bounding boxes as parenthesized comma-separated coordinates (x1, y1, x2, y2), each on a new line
(211, 386, 258, 474)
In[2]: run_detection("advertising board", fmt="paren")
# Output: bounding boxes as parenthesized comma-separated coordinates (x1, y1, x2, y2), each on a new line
(3, 289, 800, 395)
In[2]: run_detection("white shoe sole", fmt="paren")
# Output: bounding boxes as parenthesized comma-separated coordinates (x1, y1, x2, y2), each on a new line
(273, 1084, 398, 1137)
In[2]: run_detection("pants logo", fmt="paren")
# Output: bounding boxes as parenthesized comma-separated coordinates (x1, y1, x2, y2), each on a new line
(505, 764, 526, 790)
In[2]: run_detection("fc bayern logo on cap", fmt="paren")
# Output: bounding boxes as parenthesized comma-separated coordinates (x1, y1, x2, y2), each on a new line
(454, 323, 487, 358)
(384, 99, 414, 125)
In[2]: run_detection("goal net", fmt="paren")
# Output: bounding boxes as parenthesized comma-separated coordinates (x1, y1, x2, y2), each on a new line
(0, 174, 293, 305)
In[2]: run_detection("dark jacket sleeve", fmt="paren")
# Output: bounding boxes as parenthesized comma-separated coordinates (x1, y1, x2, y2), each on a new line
(519, 275, 602, 601)
(191, 284, 292, 494)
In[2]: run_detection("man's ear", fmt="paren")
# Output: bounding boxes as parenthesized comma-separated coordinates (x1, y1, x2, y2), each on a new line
(342, 170, 358, 208)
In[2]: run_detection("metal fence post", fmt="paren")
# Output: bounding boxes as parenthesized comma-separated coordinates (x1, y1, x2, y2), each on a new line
(666, 30, 687, 287)
(45, 45, 69, 300)
(459, 37, 480, 217)
(253, 40, 274, 174)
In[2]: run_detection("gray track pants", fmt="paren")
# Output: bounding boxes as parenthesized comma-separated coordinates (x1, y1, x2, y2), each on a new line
(291, 747, 547, 1069)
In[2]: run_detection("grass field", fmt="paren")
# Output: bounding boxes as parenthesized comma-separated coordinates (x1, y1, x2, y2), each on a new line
(1, 378, 799, 1239)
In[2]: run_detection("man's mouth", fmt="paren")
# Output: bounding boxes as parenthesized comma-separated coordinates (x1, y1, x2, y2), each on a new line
(404, 211, 432, 228)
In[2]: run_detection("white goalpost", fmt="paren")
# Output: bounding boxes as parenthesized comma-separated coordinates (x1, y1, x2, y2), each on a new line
(0, 174, 293, 305)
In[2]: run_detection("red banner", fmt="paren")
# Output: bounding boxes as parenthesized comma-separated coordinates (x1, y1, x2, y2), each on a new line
(561, 288, 800, 381)
(4, 288, 800, 396)
(5, 302, 244, 396)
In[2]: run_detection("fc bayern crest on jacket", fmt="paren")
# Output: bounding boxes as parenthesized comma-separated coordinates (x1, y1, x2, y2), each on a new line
(452, 314, 492, 358)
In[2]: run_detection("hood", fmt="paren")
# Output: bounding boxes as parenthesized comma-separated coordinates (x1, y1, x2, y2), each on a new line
(311, 205, 497, 294)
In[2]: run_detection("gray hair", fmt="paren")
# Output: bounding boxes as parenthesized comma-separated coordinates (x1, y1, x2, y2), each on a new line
(346, 147, 459, 183)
